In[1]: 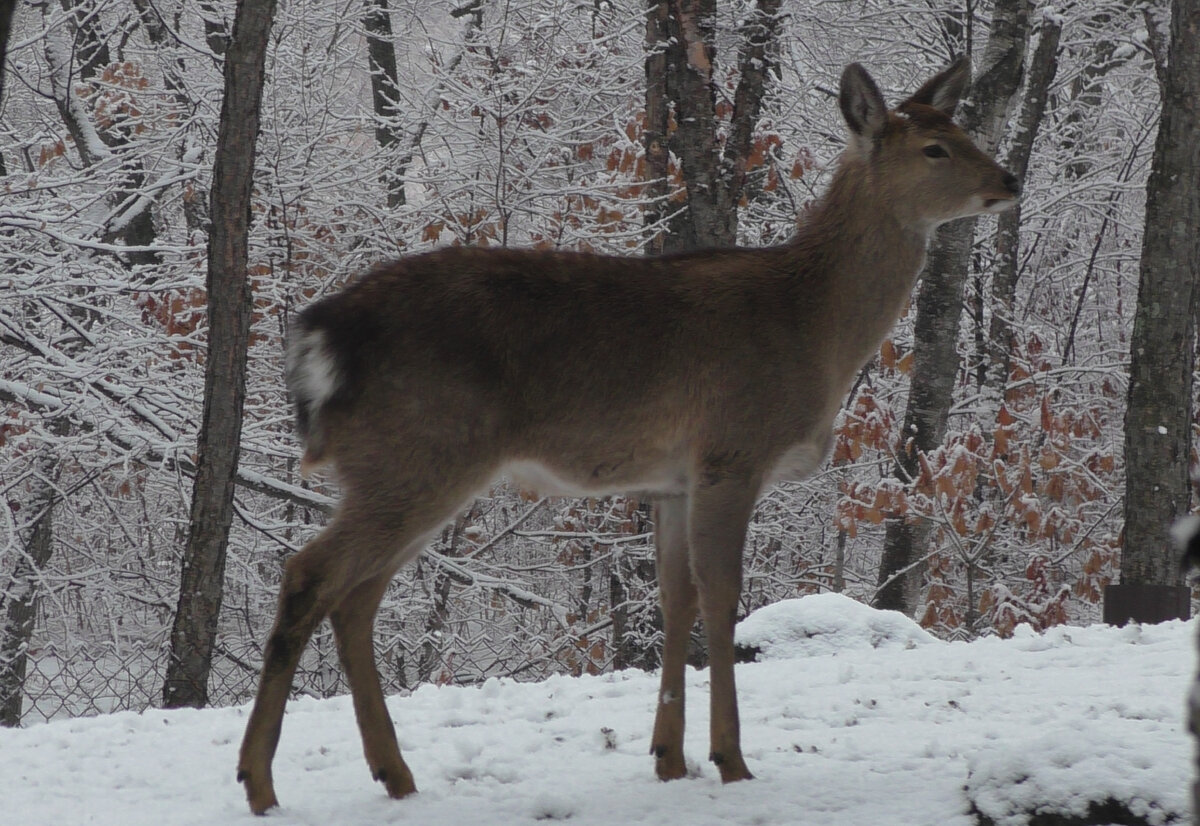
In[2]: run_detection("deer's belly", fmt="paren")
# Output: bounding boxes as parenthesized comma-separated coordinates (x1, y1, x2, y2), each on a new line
(504, 458, 688, 498)
(766, 437, 831, 486)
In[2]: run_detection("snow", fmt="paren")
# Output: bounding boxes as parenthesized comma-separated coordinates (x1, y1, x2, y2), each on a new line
(966, 723, 1182, 825)
(734, 592, 935, 658)
(0, 597, 1191, 825)
(1112, 43, 1139, 62)
(1171, 515, 1200, 550)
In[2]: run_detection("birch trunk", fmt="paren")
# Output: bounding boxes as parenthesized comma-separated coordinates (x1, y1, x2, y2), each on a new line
(875, 0, 1031, 615)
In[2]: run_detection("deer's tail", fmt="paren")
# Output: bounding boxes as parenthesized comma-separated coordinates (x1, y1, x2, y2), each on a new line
(285, 319, 341, 476)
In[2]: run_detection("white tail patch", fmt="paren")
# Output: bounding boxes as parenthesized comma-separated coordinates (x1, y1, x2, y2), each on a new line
(287, 327, 340, 413)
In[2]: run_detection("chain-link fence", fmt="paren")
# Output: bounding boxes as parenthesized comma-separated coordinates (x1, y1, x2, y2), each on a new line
(15, 639, 269, 723)
(3, 478, 853, 729)
(11, 551, 670, 725)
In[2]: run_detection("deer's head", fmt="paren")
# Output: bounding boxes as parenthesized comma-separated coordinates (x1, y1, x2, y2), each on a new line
(838, 58, 1020, 231)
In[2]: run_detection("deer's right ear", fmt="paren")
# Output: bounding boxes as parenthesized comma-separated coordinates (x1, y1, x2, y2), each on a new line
(905, 56, 970, 116)
(839, 63, 888, 149)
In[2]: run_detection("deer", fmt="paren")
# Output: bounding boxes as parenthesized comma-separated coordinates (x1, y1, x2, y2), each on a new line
(236, 57, 1018, 814)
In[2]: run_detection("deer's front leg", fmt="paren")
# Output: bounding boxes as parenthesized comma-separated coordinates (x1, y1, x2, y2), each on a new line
(688, 475, 756, 783)
(650, 495, 698, 780)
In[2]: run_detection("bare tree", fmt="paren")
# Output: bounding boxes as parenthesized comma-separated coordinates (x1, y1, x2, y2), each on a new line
(984, 15, 1061, 400)
(0, 0, 13, 175)
(642, 0, 673, 253)
(0, 431, 61, 726)
(876, 0, 1031, 615)
(1121, 0, 1199, 588)
(163, 0, 279, 709)
(362, 0, 405, 208)
(645, 0, 782, 252)
(1059, 0, 1149, 181)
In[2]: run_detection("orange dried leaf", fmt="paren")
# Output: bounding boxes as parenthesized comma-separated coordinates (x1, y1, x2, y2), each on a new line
(880, 339, 897, 369)
(974, 511, 995, 534)
(1020, 463, 1034, 495)
(951, 507, 968, 535)
(993, 426, 1010, 457)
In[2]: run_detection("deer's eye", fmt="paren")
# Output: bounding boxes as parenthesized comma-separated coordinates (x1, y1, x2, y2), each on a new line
(923, 144, 949, 159)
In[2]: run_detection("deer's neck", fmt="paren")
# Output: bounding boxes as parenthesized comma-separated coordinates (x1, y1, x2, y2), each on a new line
(792, 161, 932, 370)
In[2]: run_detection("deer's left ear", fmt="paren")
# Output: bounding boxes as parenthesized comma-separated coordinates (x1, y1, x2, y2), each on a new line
(904, 56, 971, 116)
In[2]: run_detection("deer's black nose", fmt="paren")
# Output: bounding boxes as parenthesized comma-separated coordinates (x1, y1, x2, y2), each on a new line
(1003, 172, 1020, 195)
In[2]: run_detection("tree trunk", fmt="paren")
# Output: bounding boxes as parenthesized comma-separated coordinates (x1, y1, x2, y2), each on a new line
(0, 0, 13, 175)
(875, 0, 1030, 615)
(986, 17, 1061, 402)
(38, 2, 159, 266)
(642, 0, 673, 254)
(610, 502, 655, 670)
(648, 0, 781, 252)
(1193, 614, 1200, 825)
(362, 0, 406, 208)
(63, 0, 111, 83)
(417, 521, 463, 685)
(1121, 0, 1200, 587)
(639, 0, 782, 663)
(163, 0, 277, 709)
(877, 224, 978, 613)
(665, 0, 734, 247)
(0, 0, 11, 88)
(949, 16, 1062, 634)
(64, 0, 156, 264)
(131, 0, 212, 241)
(0, 438, 61, 727)
(416, 566, 454, 685)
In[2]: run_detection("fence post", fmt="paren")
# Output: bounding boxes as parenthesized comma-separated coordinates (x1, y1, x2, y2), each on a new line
(1102, 583, 1190, 626)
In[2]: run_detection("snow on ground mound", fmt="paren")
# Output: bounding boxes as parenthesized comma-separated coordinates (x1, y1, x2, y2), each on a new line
(735, 592, 936, 659)
(966, 719, 1187, 826)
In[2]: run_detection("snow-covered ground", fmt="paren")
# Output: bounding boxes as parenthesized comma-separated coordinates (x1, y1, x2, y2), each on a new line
(0, 594, 1191, 825)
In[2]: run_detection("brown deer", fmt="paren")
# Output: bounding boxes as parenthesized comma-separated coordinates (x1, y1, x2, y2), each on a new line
(237, 58, 1018, 813)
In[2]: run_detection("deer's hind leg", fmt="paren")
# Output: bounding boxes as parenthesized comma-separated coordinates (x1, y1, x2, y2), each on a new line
(238, 469, 487, 814)
(237, 515, 370, 814)
(330, 568, 415, 800)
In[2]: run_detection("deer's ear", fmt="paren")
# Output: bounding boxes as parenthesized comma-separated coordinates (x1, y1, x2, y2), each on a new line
(839, 63, 888, 146)
(905, 56, 971, 116)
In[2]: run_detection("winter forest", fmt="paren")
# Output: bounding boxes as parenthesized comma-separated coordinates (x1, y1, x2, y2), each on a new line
(1, 0, 1198, 731)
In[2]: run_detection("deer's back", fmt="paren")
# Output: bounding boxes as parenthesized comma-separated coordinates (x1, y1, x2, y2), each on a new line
(300, 245, 840, 492)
